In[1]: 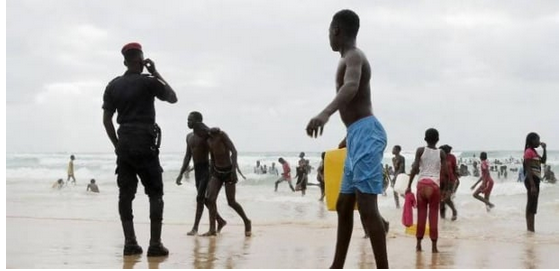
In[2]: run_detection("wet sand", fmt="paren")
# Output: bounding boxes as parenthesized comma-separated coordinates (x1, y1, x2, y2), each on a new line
(6, 216, 558, 269)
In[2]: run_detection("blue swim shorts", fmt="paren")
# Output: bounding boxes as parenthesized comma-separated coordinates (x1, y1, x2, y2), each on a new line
(340, 116, 387, 195)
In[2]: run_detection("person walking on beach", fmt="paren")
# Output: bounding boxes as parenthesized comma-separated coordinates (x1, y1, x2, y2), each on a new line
(472, 160, 480, 177)
(67, 155, 76, 184)
(470, 152, 495, 211)
(439, 145, 458, 221)
(382, 165, 391, 196)
(298, 152, 306, 165)
(295, 159, 308, 196)
(523, 132, 547, 232)
(176, 111, 227, 236)
(269, 162, 279, 176)
(275, 158, 295, 192)
(305, 9, 388, 268)
(102, 42, 177, 256)
(317, 152, 326, 201)
(192, 123, 251, 237)
(86, 179, 100, 193)
(405, 128, 448, 253)
(517, 165, 525, 182)
(391, 145, 405, 208)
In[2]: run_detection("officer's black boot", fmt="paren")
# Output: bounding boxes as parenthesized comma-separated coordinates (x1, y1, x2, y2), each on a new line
(122, 220, 143, 256)
(147, 220, 168, 257)
(147, 197, 168, 257)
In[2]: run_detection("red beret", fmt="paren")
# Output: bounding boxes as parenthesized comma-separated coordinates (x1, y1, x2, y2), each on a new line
(121, 42, 142, 55)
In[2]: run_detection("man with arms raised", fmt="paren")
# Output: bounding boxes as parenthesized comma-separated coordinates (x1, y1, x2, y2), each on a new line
(306, 10, 388, 269)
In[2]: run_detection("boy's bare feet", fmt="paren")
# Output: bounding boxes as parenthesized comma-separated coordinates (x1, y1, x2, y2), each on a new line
(217, 219, 227, 233)
(201, 231, 217, 237)
(245, 220, 252, 237)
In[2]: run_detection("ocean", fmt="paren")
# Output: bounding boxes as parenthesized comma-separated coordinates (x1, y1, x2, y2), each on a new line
(6, 150, 559, 246)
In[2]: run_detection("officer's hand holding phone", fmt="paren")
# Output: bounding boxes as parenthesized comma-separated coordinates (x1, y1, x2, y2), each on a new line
(144, 58, 157, 75)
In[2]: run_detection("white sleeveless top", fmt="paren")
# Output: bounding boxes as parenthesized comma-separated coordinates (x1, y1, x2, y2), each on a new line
(418, 147, 441, 186)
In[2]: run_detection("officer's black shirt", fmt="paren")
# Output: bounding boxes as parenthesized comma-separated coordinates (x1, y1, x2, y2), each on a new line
(102, 71, 167, 125)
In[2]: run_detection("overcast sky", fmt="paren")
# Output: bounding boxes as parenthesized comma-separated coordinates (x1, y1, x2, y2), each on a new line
(6, 0, 559, 154)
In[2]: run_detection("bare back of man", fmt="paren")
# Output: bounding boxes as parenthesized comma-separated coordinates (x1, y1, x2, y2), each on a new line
(202, 129, 251, 237)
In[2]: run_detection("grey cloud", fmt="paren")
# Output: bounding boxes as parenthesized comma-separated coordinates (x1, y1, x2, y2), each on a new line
(7, 0, 558, 153)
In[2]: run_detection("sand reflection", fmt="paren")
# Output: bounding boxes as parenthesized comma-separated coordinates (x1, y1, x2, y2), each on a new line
(192, 236, 217, 269)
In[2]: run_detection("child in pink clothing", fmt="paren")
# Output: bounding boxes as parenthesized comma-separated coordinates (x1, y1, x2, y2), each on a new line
(471, 152, 495, 211)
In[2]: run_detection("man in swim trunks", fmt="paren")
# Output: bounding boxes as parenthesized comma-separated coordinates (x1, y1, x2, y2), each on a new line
(176, 111, 226, 236)
(192, 122, 251, 237)
(305, 9, 388, 269)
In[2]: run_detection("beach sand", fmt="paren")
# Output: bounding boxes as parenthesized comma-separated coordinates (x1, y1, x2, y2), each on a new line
(6, 216, 558, 269)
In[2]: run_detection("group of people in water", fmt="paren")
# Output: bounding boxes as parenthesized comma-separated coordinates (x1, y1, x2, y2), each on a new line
(51, 154, 99, 193)
(253, 160, 279, 175)
(272, 152, 316, 196)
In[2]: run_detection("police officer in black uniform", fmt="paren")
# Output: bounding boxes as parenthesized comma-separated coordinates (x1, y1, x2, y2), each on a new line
(102, 42, 177, 257)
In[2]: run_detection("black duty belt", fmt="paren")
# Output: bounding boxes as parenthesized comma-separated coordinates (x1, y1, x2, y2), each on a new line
(119, 122, 162, 149)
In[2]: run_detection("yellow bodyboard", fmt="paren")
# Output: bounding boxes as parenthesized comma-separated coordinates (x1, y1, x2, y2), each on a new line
(324, 148, 358, 211)
(405, 224, 430, 236)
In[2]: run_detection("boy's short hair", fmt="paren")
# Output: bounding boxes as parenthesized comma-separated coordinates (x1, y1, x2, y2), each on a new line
(332, 9, 360, 38)
(424, 128, 439, 145)
(189, 111, 203, 122)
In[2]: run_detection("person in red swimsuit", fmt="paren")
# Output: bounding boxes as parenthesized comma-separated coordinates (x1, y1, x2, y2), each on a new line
(471, 152, 495, 211)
